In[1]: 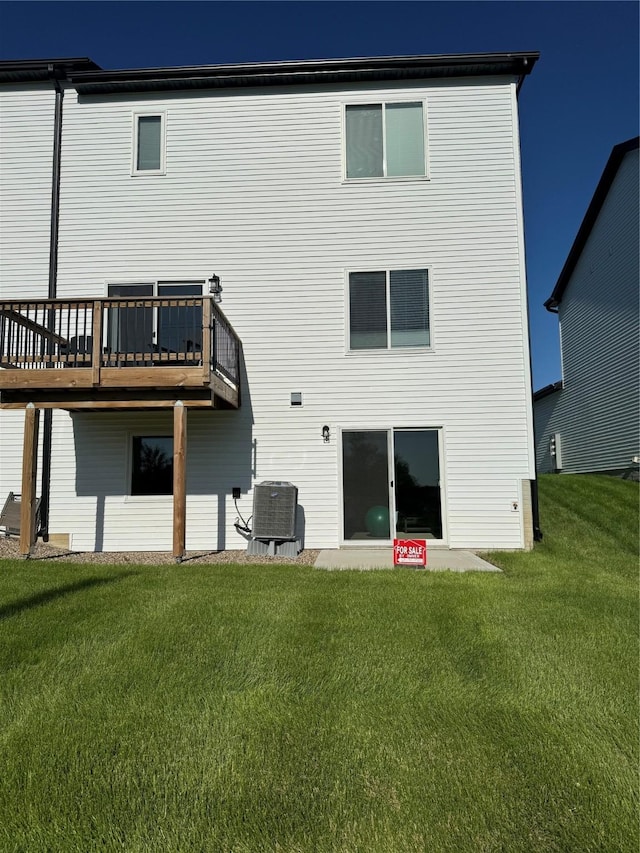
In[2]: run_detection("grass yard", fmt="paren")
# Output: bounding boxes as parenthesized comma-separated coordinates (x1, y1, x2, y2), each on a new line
(0, 474, 637, 853)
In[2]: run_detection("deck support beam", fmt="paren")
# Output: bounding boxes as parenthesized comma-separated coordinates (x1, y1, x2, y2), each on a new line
(173, 401, 187, 563)
(20, 403, 40, 558)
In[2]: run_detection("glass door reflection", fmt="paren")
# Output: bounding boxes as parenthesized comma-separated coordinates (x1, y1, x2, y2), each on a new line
(393, 429, 442, 539)
(342, 431, 391, 540)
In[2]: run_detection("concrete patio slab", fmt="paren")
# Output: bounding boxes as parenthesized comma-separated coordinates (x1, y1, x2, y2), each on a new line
(314, 548, 501, 572)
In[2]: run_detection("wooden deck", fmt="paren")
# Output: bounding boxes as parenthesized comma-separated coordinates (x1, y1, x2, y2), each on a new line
(0, 296, 241, 410)
(1, 296, 243, 560)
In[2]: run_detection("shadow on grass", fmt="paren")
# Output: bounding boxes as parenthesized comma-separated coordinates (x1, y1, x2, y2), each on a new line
(180, 551, 224, 564)
(0, 572, 138, 620)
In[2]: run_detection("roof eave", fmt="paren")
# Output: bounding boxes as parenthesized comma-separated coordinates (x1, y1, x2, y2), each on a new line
(0, 57, 101, 84)
(533, 380, 563, 402)
(545, 135, 640, 310)
(68, 51, 539, 95)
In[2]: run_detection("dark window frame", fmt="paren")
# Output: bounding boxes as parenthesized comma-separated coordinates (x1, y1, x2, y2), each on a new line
(130, 435, 174, 496)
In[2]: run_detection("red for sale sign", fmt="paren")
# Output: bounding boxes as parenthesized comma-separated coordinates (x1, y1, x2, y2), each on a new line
(393, 539, 427, 567)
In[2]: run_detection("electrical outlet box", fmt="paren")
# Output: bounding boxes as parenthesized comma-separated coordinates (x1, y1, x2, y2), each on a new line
(549, 432, 563, 471)
(232, 487, 241, 499)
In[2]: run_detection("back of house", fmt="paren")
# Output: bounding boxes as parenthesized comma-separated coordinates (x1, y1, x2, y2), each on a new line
(0, 51, 539, 554)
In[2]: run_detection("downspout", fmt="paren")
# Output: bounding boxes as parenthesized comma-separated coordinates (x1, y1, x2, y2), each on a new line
(528, 310, 543, 541)
(39, 65, 64, 540)
(530, 471, 543, 541)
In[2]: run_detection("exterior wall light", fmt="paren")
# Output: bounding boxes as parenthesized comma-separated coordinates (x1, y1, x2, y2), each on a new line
(322, 425, 330, 443)
(208, 273, 223, 303)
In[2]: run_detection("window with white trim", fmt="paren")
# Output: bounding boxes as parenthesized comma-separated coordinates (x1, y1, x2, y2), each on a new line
(345, 102, 426, 179)
(349, 269, 430, 350)
(133, 114, 165, 174)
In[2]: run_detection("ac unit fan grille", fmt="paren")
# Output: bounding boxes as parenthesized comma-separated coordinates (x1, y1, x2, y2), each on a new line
(252, 481, 298, 540)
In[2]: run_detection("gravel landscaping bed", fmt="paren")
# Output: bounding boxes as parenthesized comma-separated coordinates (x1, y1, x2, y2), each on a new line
(0, 536, 319, 566)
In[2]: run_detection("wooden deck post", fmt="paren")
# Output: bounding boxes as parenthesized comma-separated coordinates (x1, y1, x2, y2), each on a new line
(20, 403, 40, 558)
(173, 400, 187, 563)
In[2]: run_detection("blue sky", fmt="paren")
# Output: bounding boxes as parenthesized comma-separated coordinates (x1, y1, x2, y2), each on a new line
(1, 1, 638, 388)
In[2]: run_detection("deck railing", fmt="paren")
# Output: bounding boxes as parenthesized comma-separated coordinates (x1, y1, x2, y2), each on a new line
(0, 296, 241, 390)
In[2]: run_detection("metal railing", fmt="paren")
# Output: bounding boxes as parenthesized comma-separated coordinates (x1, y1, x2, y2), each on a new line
(0, 297, 241, 389)
(211, 304, 240, 384)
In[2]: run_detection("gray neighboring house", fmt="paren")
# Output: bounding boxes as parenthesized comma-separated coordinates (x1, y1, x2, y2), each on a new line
(534, 136, 639, 477)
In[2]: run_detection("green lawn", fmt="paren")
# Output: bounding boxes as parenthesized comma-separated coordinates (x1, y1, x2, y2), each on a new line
(0, 474, 637, 853)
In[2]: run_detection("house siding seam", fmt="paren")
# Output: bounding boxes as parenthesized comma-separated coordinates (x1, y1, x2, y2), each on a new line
(1, 74, 533, 551)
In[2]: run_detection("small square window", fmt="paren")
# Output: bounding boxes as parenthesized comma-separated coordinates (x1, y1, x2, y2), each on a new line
(133, 114, 165, 175)
(131, 436, 173, 495)
(290, 392, 303, 407)
(345, 102, 426, 179)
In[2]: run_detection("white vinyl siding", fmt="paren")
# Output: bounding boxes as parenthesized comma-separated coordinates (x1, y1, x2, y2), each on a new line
(1, 75, 534, 551)
(0, 84, 55, 297)
(534, 148, 639, 475)
(533, 390, 563, 474)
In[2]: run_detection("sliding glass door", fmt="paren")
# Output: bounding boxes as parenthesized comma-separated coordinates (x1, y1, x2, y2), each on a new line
(106, 282, 203, 363)
(393, 430, 442, 540)
(156, 282, 203, 357)
(342, 431, 391, 541)
(107, 283, 154, 356)
(342, 428, 443, 543)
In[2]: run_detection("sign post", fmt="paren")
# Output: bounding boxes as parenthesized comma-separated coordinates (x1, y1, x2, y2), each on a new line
(393, 538, 427, 568)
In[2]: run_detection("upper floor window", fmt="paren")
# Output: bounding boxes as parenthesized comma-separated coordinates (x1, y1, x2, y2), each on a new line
(345, 102, 426, 179)
(133, 114, 165, 175)
(349, 269, 430, 350)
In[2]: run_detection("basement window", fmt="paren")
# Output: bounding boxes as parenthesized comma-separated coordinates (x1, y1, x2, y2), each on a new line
(131, 436, 173, 495)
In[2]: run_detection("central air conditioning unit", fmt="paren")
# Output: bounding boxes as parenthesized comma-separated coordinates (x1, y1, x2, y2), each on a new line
(252, 481, 298, 539)
(247, 481, 301, 557)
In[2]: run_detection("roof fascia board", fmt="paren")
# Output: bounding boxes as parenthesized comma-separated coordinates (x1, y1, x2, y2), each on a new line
(0, 57, 97, 68)
(0, 58, 101, 84)
(68, 51, 539, 93)
(545, 136, 640, 310)
(533, 381, 563, 402)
